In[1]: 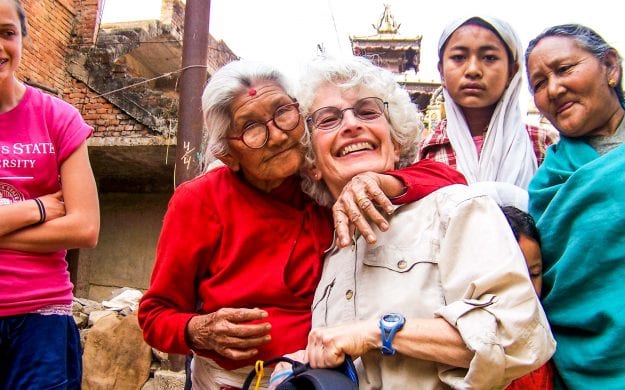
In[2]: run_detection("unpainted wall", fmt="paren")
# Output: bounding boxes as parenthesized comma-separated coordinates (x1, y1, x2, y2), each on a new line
(77, 192, 170, 301)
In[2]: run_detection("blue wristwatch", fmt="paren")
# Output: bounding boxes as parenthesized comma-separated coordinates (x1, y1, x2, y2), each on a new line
(379, 313, 405, 355)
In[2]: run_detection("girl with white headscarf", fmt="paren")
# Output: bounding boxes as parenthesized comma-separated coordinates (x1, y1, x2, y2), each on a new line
(419, 16, 556, 210)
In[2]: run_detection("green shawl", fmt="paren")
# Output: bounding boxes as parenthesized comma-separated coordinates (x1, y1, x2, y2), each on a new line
(529, 136, 625, 389)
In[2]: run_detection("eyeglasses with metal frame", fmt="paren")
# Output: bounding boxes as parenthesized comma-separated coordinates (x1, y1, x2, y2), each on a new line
(226, 102, 301, 149)
(306, 97, 388, 132)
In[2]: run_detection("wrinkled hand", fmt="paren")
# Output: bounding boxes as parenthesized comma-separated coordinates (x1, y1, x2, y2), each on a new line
(269, 350, 306, 390)
(332, 172, 396, 248)
(186, 307, 271, 360)
(306, 321, 377, 368)
(38, 191, 66, 222)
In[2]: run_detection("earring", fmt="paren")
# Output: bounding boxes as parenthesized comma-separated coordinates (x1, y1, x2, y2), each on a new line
(609, 79, 617, 88)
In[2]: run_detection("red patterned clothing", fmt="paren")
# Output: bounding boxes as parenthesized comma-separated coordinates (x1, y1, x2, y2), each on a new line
(506, 361, 554, 390)
(419, 119, 557, 168)
(526, 125, 559, 166)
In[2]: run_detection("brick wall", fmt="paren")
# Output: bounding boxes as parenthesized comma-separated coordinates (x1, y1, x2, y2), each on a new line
(64, 79, 153, 138)
(18, 0, 77, 94)
(73, 0, 104, 46)
(18, 0, 156, 138)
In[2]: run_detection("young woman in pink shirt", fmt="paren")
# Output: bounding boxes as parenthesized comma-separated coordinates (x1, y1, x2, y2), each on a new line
(0, 0, 100, 387)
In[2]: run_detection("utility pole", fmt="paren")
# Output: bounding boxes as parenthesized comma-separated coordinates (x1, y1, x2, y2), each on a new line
(175, 0, 211, 186)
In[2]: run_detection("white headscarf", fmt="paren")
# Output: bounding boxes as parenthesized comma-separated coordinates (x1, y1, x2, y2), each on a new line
(438, 16, 537, 196)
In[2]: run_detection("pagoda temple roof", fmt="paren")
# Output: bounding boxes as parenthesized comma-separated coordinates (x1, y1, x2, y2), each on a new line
(351, 35, 421, 43)
(350, 4, 421, 43)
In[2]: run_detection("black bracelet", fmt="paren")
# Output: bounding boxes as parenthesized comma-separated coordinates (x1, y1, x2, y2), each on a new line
(33, 198, 46, 224)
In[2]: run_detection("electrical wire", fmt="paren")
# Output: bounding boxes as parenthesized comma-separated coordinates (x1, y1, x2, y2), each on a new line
(327, 0, 342, 52)
(94, 64, 209, 98)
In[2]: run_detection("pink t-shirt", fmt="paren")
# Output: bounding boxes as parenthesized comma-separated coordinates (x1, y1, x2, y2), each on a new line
(473, 134, 485, 156)
(0, 86, 92, 316)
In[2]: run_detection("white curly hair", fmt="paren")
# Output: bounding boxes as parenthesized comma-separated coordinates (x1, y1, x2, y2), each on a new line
(296, 55, 423, 207)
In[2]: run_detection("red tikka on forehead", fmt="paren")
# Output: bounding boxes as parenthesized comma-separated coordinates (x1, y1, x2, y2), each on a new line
(248, 88, 257, 96)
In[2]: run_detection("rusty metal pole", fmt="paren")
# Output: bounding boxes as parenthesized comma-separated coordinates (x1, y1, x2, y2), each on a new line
(175, 0, 211, 186)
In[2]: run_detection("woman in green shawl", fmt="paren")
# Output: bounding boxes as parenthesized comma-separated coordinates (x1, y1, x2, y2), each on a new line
(525, 24, 625, 389)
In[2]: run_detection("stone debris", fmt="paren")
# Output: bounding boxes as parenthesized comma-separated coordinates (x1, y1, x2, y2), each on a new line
(151, 370, 186, 390)
(102, 287, 144, 312)
(87, 309, 116, 327)
(74, 288, 186, 389)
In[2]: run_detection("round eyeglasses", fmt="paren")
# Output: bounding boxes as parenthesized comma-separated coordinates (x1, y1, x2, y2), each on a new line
(306, 97, 388, 132)
(226, 102, 301, 149)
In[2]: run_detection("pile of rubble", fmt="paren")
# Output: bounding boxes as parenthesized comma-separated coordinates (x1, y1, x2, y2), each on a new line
(73, 288, 186, 390)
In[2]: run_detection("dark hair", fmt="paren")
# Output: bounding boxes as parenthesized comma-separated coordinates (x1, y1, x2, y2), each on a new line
(12, 0, 28, 37)
(501, 206, 541, 246)
(525, 24, 624, 104)
(438, 17, 514, 66)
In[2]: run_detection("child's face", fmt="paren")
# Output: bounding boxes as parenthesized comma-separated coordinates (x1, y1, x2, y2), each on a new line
(519, 234, 542, 296)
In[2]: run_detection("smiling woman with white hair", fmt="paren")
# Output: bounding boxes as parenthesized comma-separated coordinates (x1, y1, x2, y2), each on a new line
(297, 55, 423, 208)
(294, 55, 555, 389)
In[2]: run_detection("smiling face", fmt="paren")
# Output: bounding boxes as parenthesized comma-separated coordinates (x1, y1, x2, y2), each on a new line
(220, 80, 305, 192)
(439, 24, 516, 114)
(527, 36, 623, 137)
(0, 0, 22, 90)
(308, 84, 400, 198)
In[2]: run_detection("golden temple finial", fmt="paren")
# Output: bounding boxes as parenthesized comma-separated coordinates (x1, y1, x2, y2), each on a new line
(373, 4, 401, 34)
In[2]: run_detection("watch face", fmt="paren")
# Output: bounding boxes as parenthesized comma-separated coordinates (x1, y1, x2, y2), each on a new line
(383, 313, 403, 324)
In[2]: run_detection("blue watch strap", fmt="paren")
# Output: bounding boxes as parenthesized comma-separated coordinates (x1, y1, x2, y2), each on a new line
(381, 327, 399, 355)
(379, 313, 405, 355)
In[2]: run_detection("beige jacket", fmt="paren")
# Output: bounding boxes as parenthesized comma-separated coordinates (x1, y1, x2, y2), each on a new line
(311, 185, 555, 389)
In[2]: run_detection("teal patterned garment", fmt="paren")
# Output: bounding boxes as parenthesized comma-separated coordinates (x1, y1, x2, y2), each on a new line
(529, 136, 625, 390)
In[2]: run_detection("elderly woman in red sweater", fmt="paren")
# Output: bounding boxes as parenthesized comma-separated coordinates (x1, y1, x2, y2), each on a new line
(138, 60, 465, 389)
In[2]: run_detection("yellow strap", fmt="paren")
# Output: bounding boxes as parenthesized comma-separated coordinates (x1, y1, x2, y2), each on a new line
(253, 360, 265, 390)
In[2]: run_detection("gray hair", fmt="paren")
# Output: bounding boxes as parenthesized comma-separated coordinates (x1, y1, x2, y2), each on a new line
(296, 55, 423, 207)
(525, 24, 624, 103)
(201, 60, 295, 170)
